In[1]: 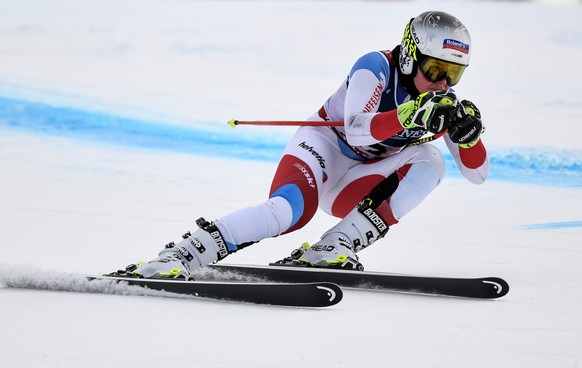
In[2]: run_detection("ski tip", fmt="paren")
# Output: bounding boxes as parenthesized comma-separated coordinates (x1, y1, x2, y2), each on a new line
(314, 282, 343, 307)
(482, 277, 510, 298)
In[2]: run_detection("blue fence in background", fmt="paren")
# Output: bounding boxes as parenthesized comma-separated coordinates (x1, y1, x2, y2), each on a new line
(1, 96, 581, 187)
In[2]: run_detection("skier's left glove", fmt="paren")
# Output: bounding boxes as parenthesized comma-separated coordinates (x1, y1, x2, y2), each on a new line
(448, 100, 484, 148)
(397, 90, 458, 134)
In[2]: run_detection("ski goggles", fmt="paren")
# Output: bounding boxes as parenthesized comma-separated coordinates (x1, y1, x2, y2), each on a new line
(417, 55, 467, 87)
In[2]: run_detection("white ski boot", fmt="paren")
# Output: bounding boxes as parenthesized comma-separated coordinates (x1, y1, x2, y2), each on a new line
(124, 218, 230, 280)
(277, 198, 389, 271)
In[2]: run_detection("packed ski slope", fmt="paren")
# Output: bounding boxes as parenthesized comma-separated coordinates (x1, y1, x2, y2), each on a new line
(1, 1, 581, 367)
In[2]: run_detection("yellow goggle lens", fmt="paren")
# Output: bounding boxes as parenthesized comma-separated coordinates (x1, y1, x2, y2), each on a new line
(419, 57, 466, 86)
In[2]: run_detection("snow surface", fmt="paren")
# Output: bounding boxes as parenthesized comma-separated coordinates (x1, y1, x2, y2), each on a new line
(0, 1, 581, 367)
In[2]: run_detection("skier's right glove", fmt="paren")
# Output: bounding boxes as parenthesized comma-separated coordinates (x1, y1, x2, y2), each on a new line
(397, 90, 458, 134)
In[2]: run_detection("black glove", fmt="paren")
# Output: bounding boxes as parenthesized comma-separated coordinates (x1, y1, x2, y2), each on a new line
(397, 90, 458, 134)
(426, 93, 458, 134)
(448, 100, 483, 146)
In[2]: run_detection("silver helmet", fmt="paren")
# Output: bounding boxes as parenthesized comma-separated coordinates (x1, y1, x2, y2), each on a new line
(399, 11, 471, 86)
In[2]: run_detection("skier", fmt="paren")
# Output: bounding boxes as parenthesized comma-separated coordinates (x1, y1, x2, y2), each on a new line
(126, 10, 488, 278)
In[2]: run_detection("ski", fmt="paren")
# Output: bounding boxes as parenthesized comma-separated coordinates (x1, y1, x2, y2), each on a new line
(199, 264, 509, 299)
(1, 272, 342, 308)
(92, 275, 343, 307)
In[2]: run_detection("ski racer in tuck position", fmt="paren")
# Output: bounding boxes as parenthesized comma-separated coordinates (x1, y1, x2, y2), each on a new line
(126, 10, 489, 278)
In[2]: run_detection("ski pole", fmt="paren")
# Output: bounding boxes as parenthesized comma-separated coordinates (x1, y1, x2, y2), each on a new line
(228, 118, 446, 146)
(228, 119, 343, 127)
(406, 131, 447, 147)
